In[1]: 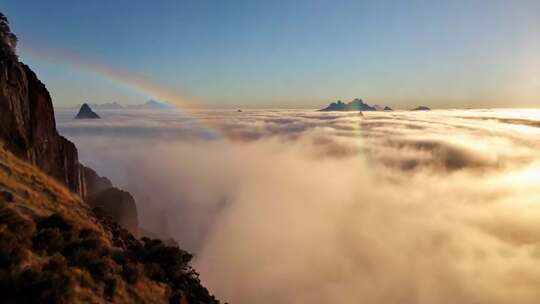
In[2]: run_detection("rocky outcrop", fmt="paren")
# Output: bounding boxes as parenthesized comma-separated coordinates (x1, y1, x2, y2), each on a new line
(82, 165, 113, 196)
(319, 98, 377, 111)
(88, 187, 139, 236)
(0, 13, 221, 303)
(83, 166, 139, 236)
(0, 14, 140, 237)
(75, 103, 100, 119)
(0, 17, 84, 196)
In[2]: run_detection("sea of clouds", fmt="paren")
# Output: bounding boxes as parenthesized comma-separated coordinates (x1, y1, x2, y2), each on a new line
(56, 108, 540, 304)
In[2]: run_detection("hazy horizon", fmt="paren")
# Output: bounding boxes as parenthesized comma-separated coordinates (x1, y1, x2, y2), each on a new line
(3, 0, 540, 109)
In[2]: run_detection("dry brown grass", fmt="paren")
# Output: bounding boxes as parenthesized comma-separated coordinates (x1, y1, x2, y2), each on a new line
(0, 146, 84, 214)
(0, 147, 169, 303)
(0, 147, 220, 304)
(0, 146, 219, 303)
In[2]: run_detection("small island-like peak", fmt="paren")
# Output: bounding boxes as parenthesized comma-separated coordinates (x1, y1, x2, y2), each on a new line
(411, 106, 431, 111)
(75, 103, 101, 119)
(319, 98, 376, 111)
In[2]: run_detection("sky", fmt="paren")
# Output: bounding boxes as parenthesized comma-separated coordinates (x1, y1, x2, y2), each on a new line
(2, 0, 540, 109)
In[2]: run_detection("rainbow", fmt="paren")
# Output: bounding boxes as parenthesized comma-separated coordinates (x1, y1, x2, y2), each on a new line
(20, 43, 229, 138)
(21, 43, 197, 109)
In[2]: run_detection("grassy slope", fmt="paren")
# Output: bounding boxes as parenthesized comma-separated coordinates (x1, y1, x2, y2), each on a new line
(0, 146, 219, 304)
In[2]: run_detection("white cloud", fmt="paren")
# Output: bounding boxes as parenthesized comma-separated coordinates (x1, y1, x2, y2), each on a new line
(57, 108, 540, 304)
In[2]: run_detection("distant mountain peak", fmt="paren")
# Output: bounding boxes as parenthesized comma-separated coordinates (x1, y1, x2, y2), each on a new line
(139, 99, 174, 109)
(67, 100, 174, 111)
(319, 98, 378, 112)
(411, 106, 431, 111)
(75, 103, 100, 119)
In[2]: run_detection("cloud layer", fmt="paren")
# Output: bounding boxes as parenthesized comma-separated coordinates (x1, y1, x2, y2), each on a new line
(57, 108, 540, 304)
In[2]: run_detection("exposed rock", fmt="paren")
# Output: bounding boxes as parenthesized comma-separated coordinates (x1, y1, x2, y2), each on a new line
(82, 165, 140, 235)
(0, 17, 84, 196)
(87, 187, 139, 236)
(412, 106, 431, 111)
(319, 98, 377, 111)
(82, 165, 113, 196)
(0, 13, 220, 303)
(75, 103, 100, 119)
(383, 106, 393, 111)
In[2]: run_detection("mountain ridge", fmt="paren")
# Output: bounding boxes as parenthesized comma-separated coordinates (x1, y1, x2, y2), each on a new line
(0, 12, 221, 303)
(68, 100, 174, 111)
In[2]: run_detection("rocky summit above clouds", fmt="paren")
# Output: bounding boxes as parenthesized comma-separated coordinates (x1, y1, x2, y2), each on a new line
(320, 99, 432, 112)
(319, 98, 393, 112)
(320, 98, 376, 111)
(411, 105, 431, 111)
(75, 103, 101, 119)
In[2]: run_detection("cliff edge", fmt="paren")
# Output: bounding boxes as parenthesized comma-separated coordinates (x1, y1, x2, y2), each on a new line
(0, 13, 84, 197)
(0, 12, 221, 303)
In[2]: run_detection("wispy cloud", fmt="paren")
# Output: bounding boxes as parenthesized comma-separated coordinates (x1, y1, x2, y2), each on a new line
(57, 108, 540, 304)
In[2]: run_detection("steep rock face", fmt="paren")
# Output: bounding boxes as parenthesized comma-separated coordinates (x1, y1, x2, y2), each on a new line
(82, 166, 139, 236)
(87, 187, 139, 236)
(0, 14, 139, 237)
(0, 53, 85, 196)
(82, 165, 113, 196)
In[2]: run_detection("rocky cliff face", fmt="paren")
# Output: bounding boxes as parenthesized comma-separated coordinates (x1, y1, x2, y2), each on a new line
(0, 13, 220, 303)
(0, 53, 85, 197)
(88, 188, 139, 236)
(82, 165, 113, 196)
(0, 15, 84, 196)
(1, 65, 142, 232)
(83, 166, 139, 236)
(0, 14, 139, 235)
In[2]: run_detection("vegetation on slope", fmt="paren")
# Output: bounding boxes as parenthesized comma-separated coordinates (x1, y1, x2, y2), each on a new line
(0, 146, 221, 304)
